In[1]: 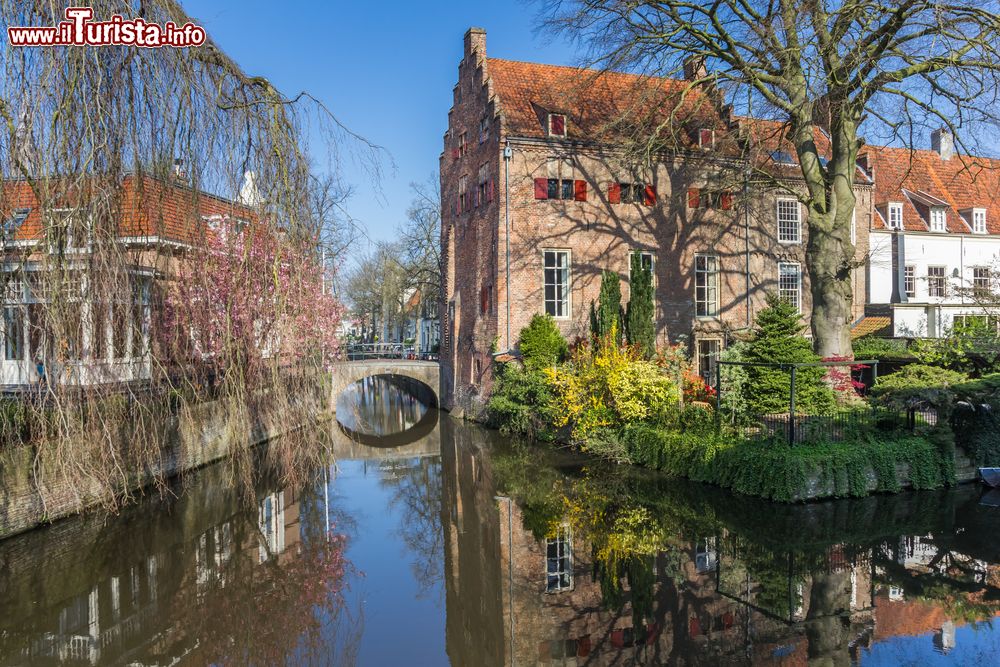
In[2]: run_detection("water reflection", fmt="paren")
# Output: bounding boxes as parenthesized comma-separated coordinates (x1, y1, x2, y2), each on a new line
(335, 375, 435, 439)
(1, 380, 999, 665)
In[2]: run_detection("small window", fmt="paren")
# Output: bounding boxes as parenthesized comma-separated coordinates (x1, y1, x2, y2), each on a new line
(697, 339, 720, 385)
(777, 199, 801, 243)
(548, 113, 567, 138)
(904, 265, 916, 299)
(888, 203, 903, 230)
(3, 208, 29, 236)
(538, 178, 585, 201)
(477, 163, 490, 206)
(930, 207, 947, 232)
(458, 175, 469, 212)
(546, 524, 573, 592)
(695, 255, 719, 317)
(973, 209, 987, 234)
(479, 116, 490, 144)
(778, 262, 801, 311)
(615, 183, 655, 205)
(544, 250, 570, 318)
(770, 151, 797, 165)
(973, 267, 992, 297)
(3, 306, 24, 361)
(928, 266, 947, 298)
(479, 284, 492, 315)
(698, 128, 715, 148)
(458, 132, 468, 157)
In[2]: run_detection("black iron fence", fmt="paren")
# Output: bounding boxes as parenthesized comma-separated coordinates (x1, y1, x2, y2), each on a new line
(714, 358, 937, 445)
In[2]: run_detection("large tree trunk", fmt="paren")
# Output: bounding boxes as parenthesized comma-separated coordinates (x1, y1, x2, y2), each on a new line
(806, 207, 855, 359)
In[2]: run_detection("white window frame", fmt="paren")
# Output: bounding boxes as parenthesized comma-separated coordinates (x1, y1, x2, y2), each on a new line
(545, 524, 573, 593)
(928, 265, 947, 298)
(850, 208, 857, 246)
(930, 206, 947, 232)
(697, 339, 721, 385)
(543, 249, 571, 319)
(629, 250, 655, 285)
(694, 254, 719, 318)
(904, 265, 916, 299)
(973, 267, 992, 295)
(547, 113, 567, 138)
(777, 198, 801, 244)
(888, 202, 903, 230)
(973, 208, 987, 234)
(778, 262, 802, 311)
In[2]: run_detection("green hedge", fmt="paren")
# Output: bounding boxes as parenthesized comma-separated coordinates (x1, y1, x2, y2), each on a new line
(619, 422, 953, 502)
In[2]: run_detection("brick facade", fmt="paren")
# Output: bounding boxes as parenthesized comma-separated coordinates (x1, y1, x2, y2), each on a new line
(440, 28, 872, 416)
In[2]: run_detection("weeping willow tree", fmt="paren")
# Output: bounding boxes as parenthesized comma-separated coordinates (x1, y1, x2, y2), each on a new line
(0, 1, 379, 512)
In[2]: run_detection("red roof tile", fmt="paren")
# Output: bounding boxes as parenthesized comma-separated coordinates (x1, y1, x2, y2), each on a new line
(486, 58, 726, 146)
(865, 146, 1000, 234)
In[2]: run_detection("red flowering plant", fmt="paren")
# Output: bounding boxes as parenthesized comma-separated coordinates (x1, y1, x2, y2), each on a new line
(823, 355, 868, 402)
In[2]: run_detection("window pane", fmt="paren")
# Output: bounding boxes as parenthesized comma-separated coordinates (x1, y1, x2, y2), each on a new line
(779, 263, 801, 311)
(4, 307, 23, 361)
(547, 179, 559, 200)
(778, 200, 800, 242)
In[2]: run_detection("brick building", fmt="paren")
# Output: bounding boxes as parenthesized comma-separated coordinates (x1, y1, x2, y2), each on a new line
(439, 28, 872, 415)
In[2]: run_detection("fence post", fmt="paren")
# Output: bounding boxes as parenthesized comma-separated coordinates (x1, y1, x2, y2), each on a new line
(715, 361, 723, 433)
(789, 365, 797, 446)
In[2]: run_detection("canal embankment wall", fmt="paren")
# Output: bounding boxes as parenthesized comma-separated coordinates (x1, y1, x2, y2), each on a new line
(0, 391, 325, 541)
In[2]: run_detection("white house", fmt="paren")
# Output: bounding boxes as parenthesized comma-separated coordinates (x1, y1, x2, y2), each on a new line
(866, 129, 1000, 338)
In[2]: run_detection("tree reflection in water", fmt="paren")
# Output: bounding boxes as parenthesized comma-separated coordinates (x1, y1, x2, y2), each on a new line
(3, 385, 1000, 665)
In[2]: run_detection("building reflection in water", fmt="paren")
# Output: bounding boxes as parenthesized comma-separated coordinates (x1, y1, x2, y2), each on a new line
(2, 381, 1000, 666)
(441, 419, 1000, 667)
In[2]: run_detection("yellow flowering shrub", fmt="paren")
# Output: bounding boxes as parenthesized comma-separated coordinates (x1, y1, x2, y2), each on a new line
(544, 327, 681, 442)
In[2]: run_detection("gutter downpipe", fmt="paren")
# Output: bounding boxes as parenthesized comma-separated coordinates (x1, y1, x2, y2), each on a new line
(504, 139, 513, 352)
(744, 166, 752, 328)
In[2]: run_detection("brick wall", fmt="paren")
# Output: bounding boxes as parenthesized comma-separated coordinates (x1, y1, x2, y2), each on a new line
(439, 28, 873, 415)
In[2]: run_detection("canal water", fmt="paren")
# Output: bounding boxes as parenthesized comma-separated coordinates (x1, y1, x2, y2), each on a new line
(2, 375, 1000, 665)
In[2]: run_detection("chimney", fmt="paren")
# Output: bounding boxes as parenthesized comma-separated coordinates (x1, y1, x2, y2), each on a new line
(172, 158, 187, 182)
(464, 27, 486, 61)
(683, 56, 707, 81)
(931, 128, 955, 160)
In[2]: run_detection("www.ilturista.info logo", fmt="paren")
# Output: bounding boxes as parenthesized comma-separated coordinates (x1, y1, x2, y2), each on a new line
(8, 7, 206, 48)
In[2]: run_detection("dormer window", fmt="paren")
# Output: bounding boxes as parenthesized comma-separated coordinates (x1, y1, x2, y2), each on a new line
(887, 203, 903, 230)
(548, 113, 566, 138)
(3, 208, 29, 236)
(930, 206, 947, 232)
(698, 128, 715, 149)
(771, 151, 797, 166)
(973, 208, 987, 234)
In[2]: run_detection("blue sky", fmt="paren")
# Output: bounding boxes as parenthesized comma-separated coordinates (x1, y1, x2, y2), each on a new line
(183, 0, 579, 263)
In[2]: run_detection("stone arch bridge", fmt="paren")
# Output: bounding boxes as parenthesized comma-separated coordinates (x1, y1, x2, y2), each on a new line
(329, 360, 440, 408)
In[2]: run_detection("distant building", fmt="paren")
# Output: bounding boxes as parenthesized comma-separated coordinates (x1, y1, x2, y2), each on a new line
(866, 134, 1000, 338)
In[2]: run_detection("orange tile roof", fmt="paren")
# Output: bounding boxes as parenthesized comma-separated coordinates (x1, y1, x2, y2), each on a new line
(865, 146, 1000, 234)
(1, 174, 255, 245)
(851, 316, 892, 339)
(486, 58, 726, 146)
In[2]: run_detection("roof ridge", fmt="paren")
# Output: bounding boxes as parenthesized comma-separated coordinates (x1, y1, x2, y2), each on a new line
(486, 56, 686, 84)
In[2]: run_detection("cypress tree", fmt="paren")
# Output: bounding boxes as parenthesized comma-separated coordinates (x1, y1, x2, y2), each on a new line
(625, 252, 655, 358)
(593, 270, 623, 346)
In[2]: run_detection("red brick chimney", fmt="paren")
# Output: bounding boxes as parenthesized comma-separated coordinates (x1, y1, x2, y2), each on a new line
(464, 27, 486, 62)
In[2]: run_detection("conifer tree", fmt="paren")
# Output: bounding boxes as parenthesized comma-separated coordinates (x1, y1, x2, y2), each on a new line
(592, 270, 623, 346)
(743, 294, 835, 416)
(625, 252, 655, 358)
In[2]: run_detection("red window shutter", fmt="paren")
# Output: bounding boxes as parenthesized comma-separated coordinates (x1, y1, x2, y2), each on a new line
(577, 636, 591, 657)
(534, 178, 548, 200)
(550, 113, 565, 136)
(608, 182, 621, 204)
(687, 188, 700, 208)
(480, 287, 487, 314)
(452, 148, 459, 160)
(720, 192, 734, 210)
(644, 185, 657, 206)
(574, 180, 587, 201)
(488, 180, 495, 202)
(646, 623, 659, 645)
(611, 629, 624, 648)
(689, 617, 701, 637)
(699, 128, 714, 148)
